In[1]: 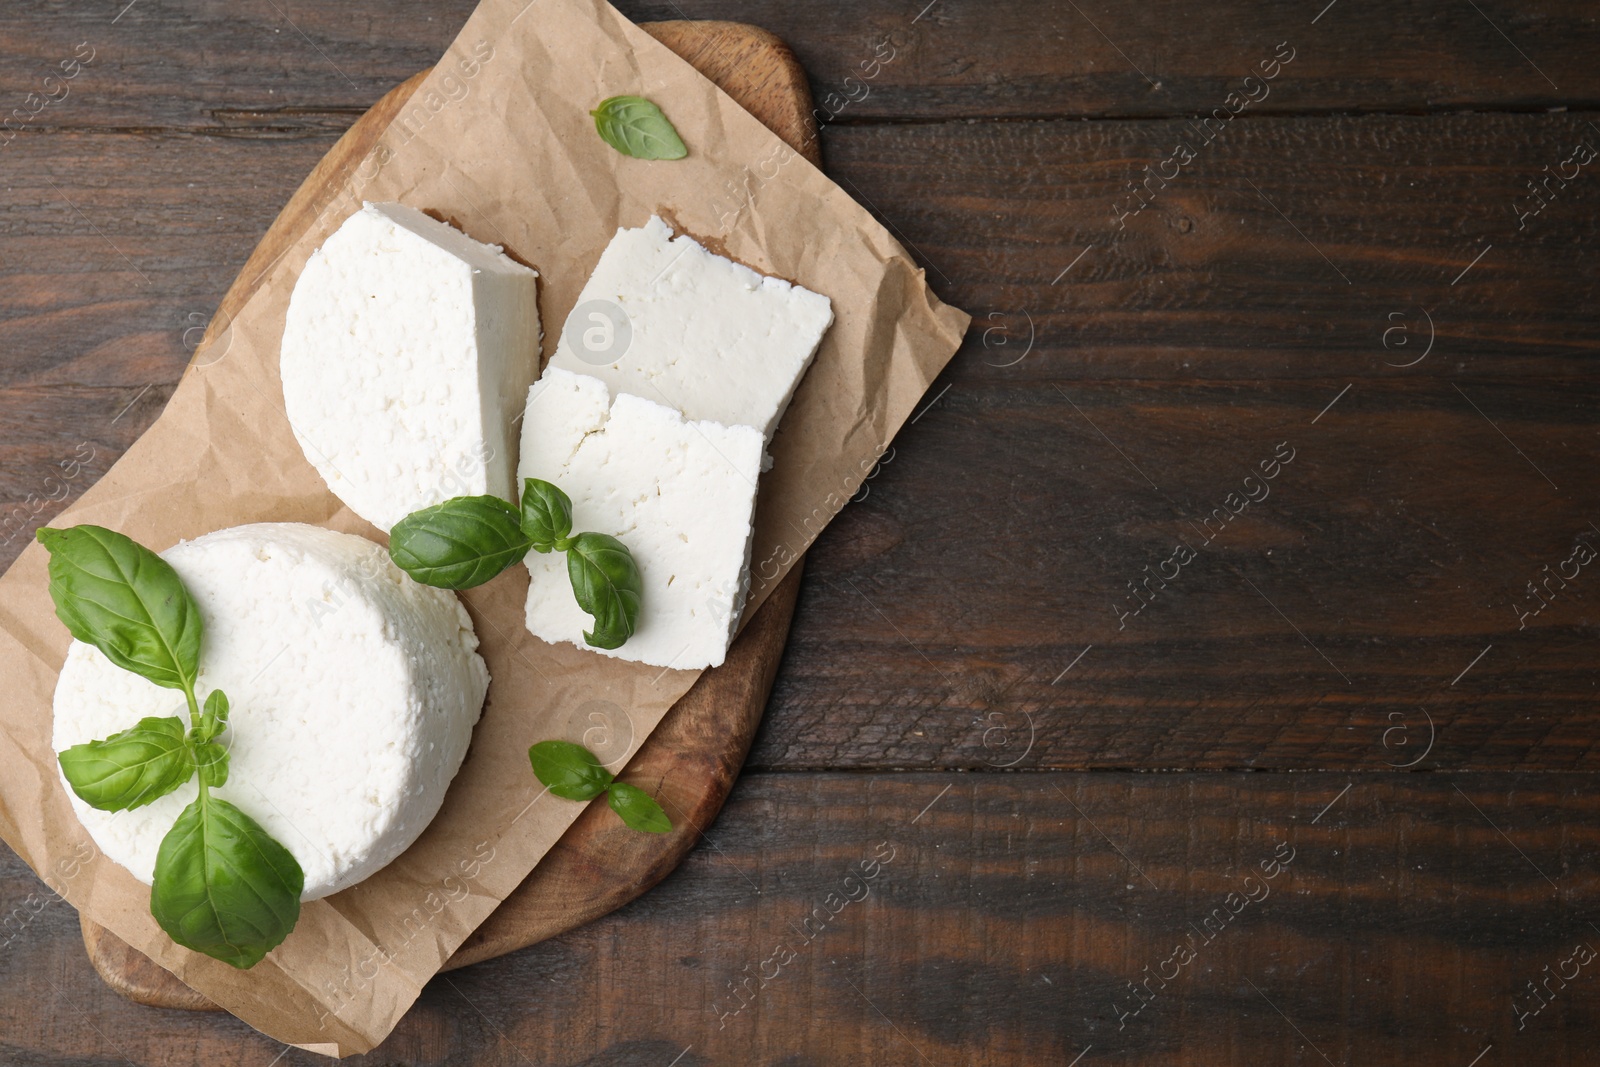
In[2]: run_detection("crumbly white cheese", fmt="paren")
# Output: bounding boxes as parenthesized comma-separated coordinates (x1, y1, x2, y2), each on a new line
(519, 368, 764, 669)
(281, 201, 541, 532)
(549, 215, 832, 446)
(51, 523, 488, 902)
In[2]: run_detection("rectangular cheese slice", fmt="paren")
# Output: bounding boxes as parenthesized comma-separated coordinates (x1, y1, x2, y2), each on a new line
(281, 201, 541, 532)
(518, 367, 763, 669)
(549, 215, 833, 448)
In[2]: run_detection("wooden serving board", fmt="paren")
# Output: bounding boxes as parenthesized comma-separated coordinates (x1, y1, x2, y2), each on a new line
(78, 19, 817, 1012)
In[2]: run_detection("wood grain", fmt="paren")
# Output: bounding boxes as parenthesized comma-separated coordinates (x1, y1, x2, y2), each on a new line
(753, 111, 1600, 772)
(2, 0, 1596, 127)
(9, 772, 1600, 1065)
(66, 18, 820, 1012)
(10, 114, 1597, 770)
(3, 1, 1599, 1062)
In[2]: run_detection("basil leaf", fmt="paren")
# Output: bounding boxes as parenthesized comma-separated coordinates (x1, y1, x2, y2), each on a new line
(194, 689, 229, 744)
(520, 478, 574, 552)
(193, 691, 231, 784)
(565, 532, 643, 650)
(57, 716, 194, 812)
(37, 525, 202, 692)
(528, 740, 613, 801)
(388, 496, 532, 590)
(150, 792, 303, 970)
(606, 782, 672, 834)
(590, 95, 688, 160)
(194, 741, 229, 789)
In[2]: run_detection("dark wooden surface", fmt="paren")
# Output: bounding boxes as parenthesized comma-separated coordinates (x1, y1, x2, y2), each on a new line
(1, 1, 1598, 1063)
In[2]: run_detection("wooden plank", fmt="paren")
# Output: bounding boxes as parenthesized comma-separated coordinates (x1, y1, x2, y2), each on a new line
(0, 0, 1596, 129)
(824, 112, 1600, 383)
(8, 114, 1598, 404)
(755, 111, 1600, 771)
(4, 771, 1600, 1064)
(758, 380, 1600, 772)
(8, 113, 1598, 394)
(3, 113, 1597, 771)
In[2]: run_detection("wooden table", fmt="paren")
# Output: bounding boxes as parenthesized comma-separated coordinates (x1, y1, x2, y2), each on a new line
(1, 2, 1597, 1063)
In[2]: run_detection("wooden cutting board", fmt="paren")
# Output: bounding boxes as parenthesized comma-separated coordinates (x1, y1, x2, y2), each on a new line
(78, 19, 816, 1011)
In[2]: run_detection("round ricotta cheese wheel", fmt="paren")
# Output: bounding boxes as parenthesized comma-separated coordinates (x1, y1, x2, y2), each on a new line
(51, 522, 488, 902)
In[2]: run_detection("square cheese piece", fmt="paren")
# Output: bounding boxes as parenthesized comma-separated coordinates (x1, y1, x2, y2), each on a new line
(519, 367, 763, 669)
(549, 215, 833, 446)
(282, 201, 541, 532)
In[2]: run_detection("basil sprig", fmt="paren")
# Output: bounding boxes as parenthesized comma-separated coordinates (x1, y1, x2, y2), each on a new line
(528, 740, 671, 834)
(590, 95, 688, 160)
(389, 478, 643, 650)
(38, 525, 303, 969)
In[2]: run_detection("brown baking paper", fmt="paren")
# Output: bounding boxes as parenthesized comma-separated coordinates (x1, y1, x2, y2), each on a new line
(0, 0, 968, 1055)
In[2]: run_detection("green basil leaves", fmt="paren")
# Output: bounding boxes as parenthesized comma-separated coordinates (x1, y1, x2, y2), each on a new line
(39, 525, 303, 969)
(149, 790, 303, 970)
(388, 496, 531, 590)
(606, 782, 672, 834)
(520, 477, 574, 552)
(37, 525, 202, 692)
(527, 740, 613, 800)
(590, 95, 688, 161)
(389, 478, 643, 650)
(527, 740, 671, 834)
(565, 533, 643, 650)
(191, 690, 231, 787)
(56, 716, 194, 812)
(195, 689, 229, 745)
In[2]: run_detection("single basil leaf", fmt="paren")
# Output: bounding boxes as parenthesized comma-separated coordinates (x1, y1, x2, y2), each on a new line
(520, 478, 574, 552)
(606, 782, 672, 834)
(194, 689, 229, 744)
(150, 792, 303, 970)
(528, 740, 614, 801)
(36, 525, 202, 692)
(388, 496, 532, 590)
(590, 95, 688, 160)
(565, 532, 643, 650)
(194, 740, 229, 789)
(57, 716, 194, 812)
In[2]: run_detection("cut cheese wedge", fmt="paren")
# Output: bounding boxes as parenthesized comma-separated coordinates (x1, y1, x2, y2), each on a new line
(51, 523, 488, 902)
(281, 201, 541, 532)
(519, 368, 763, 669)
(549, 215, 832, 447)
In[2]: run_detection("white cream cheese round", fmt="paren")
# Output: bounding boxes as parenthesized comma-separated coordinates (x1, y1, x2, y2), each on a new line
(51, 522, 488, 901)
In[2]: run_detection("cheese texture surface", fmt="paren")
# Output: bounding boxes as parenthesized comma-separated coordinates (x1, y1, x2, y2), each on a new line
(51, 523, 488, 902)
(519, 368, 763, 669)
(281, 201, 541, 532)
(549, 215, 832, 445)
